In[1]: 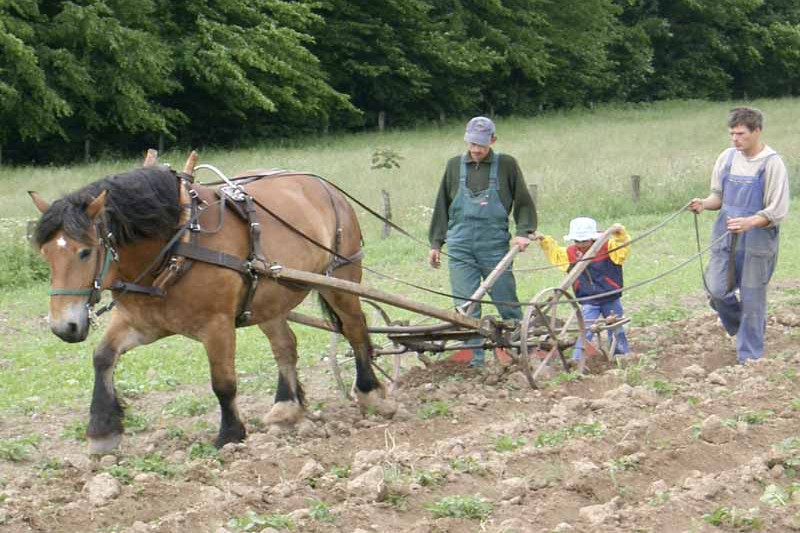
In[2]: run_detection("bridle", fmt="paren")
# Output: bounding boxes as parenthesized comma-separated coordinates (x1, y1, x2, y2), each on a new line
(48, 217, 118, 310)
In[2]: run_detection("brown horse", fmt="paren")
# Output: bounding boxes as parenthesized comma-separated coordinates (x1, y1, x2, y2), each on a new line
(30, 161, 396, 454)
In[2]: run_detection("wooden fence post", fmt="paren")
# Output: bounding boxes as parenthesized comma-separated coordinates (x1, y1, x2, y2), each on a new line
(84, 139, 91, 163)
(158, 133, 165, 155)
(381, 189, 392, 239)
(631, 175, 641, 203)
(378, 111, 386, 132)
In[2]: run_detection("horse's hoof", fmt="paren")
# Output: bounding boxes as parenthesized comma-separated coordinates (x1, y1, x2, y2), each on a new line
(263, 401, 304, 426)
(88, 433, 122, 455)
(356, 389, 397, 419)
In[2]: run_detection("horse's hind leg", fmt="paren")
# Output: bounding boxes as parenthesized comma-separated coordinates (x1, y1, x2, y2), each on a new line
(199, 323, 246, 447)
(318, 289, 397, 418)
(88, 312, 163, 455)
(258, 317, 305, 426)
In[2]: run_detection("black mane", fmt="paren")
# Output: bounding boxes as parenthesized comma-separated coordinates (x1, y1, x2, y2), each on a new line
(34, 166, 181, 247)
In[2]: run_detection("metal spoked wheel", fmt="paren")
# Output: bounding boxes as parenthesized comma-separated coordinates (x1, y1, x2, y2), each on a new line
(518, 287, 587, 389)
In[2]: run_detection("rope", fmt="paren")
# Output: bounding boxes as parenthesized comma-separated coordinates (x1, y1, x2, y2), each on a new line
(298, 171, 690, 274)
(248, 189, 725, 309)
(556, 230, 730, 306)
(694, 212, 713, 295)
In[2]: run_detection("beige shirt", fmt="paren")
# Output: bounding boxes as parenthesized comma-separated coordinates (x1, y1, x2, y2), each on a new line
(710, 146, 790, 226)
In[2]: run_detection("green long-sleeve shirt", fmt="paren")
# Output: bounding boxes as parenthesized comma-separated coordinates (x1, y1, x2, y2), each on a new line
(428, 150, 538, 249)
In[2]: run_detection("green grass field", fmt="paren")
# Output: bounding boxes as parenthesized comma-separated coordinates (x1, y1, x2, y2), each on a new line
(0, 99, 797, 414)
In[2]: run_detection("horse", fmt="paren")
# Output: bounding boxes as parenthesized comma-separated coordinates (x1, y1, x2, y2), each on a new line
(29, 156, 396, 454)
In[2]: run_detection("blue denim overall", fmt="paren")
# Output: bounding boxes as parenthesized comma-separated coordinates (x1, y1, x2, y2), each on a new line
(568, 245, 630, 361)
(705, 148, 779, 362)
(446, 152, 522, 365)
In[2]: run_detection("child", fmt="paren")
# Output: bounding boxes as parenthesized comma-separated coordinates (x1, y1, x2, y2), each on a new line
(535, 217, 631, 363)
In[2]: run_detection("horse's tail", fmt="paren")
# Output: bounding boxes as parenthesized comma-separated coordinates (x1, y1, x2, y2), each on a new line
(318, 292, 343, 333)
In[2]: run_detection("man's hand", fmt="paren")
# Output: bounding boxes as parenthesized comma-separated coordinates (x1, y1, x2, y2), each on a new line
(689, 198, 705, 214)
(513, 236, 531, 252)
(531, 231, 544, 241)
(727, 215, 768, 234)
(428, 248, 441, 268)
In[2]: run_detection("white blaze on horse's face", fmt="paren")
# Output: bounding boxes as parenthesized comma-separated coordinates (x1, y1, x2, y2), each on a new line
(39, 230, 99, 343)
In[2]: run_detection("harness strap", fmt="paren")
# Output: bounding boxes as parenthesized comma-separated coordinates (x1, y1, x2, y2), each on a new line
(152, 178, 198, 291)
(110, 280, 166, 297)
(328, 249, 364, 271)
(172, 242, 250, 274)
(317, 178, 344, 275)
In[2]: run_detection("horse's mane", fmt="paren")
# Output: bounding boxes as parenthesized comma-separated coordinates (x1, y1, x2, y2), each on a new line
(34, 166, 181, 247)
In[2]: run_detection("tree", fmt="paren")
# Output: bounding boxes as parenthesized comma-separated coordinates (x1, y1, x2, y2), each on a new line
(157, 0, 355, 144)
(537, 0, 622, 108)
(428, 0, 551, 115)
(0, 0, 70, 153)
(38, 0, 180, 153)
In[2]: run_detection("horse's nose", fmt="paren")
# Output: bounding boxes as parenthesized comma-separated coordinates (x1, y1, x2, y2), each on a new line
(49, 305, 89, 343)
(51, 319, 88, 343)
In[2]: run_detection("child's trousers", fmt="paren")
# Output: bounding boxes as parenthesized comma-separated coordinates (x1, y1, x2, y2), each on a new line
(573, 298, 629, 361)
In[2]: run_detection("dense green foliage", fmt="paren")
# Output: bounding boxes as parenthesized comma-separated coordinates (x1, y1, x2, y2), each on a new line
(2, 0, 800, 163)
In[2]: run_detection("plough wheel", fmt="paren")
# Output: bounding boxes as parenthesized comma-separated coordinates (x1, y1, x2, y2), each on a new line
(518, 287, 586, 388)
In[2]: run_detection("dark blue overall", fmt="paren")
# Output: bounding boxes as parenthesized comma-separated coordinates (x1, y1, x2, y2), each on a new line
(446, 153, 522, 365)
(705, 148, 779, 362)
(567, 243, 630, 361)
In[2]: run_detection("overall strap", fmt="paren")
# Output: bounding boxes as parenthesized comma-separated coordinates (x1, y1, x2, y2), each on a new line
(459, 154, 469, 185)
(489, 152, 500, 187)
(722, 148, 736, 176)
(756, 153, 777, 178)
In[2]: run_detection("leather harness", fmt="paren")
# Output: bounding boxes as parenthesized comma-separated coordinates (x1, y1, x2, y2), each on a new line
(115, 169, 363, 327)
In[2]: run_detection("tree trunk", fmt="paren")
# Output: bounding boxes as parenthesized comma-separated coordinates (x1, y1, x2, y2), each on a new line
(84, 139, 91, 163)
(378, 111, 386, 132)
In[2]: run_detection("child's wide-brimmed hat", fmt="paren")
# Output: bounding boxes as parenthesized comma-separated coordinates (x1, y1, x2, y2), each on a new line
(564, 217, 603, 241)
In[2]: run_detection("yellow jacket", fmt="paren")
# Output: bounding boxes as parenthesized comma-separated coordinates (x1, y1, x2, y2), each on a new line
(538, 226, 631, 272)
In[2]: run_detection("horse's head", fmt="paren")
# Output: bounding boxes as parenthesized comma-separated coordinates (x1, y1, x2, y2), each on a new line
(30, 190, 111, 343)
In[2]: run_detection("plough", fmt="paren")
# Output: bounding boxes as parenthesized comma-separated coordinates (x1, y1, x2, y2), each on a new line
(270, 229, 629, 390)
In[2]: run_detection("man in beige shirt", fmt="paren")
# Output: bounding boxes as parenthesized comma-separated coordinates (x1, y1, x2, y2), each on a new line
(690, 107, 790, 363)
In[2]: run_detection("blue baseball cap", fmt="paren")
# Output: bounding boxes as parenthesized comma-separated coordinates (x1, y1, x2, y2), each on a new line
(464, 116, 495, 146)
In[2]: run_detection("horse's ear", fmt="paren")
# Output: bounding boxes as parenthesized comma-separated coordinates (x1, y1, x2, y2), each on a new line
(85, 190, 107, 219)
(143, 148, 158, 166)
(29, 191, 50, 214)
(183, 150, 198, 175)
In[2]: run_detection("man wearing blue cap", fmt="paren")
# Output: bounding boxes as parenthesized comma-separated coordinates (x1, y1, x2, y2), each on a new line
(428, 116, 537, 366)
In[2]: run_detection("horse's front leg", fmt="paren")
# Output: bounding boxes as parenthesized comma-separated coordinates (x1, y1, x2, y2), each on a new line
(199, 321, 246, 447)
(88, 312, 160, 455)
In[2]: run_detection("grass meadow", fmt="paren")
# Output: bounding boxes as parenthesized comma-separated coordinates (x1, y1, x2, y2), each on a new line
(0, 98, 798, 416)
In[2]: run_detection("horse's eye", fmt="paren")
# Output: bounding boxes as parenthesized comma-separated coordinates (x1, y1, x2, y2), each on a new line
(78, 249, 92, 261)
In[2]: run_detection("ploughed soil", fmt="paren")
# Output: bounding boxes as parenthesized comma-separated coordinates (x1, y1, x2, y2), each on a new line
(1, 282, 800, 533)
